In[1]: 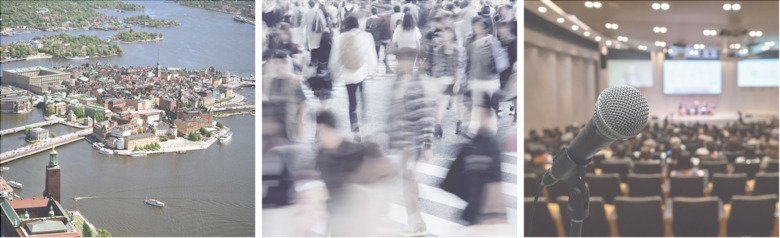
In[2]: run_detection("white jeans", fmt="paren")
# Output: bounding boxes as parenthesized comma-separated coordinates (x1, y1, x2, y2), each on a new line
(468, 79, 499, 136)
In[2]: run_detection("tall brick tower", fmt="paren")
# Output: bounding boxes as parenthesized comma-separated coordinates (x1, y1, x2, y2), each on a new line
(44, 148, 61, 202)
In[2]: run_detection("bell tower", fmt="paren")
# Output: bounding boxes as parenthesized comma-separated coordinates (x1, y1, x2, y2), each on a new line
(44, 147, 61, 202)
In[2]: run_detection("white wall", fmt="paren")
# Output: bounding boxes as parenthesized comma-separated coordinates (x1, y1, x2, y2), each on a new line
(524, 28, 599, 133)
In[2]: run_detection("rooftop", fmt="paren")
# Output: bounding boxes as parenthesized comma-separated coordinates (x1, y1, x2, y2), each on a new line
(4, 67, 68, 76)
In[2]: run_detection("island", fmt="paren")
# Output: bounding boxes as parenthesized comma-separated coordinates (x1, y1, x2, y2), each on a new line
(123, 15, 179, 28)
(177, 1, 255, 25)
(112, 30, 164, 43)
(34, 34, 124, 59)
(0, 1, 143, 33)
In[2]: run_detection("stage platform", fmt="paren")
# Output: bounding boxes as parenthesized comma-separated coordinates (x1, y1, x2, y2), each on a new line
(651, 111, 777, 126)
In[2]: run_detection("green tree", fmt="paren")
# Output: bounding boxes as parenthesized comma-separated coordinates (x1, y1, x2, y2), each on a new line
(188, 132, 201, 141)
(45, 104, 55, 116)
(82, 222, 92, 237)
(73, 107, 85, 118)
(94, 111, 105, 122)
(216, 122, 224, 129)
(150, 128, 156, 134)
(96, 228, 112, 237)
(24, 127, 31, 135)
(199, 127, 207, 135)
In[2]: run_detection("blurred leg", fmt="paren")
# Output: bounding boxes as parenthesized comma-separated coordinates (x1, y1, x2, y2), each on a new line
(346, 83, 359, 131)
(401, 148, 426, 232)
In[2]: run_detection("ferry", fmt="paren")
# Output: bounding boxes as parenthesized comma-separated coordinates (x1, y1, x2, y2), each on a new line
(98, 147, 114, 155)
(8, 181, 23, 189)
(176, 150, 186, 154)
(129, 152, 147, 157)
(144, 198, 165, 207)
(219, 132, 233, 143)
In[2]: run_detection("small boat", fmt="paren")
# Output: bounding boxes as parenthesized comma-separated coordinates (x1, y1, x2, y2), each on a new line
(129, 152, 147, 157)
(99, 147, 114, 155)
(176, 150, 186, 154)
(144, 198, 165, 207)
(65, 56, 89, 60)
(8, 181, 23, 189)
(13, 193, 21, 198)
(219, 132, 232, 143)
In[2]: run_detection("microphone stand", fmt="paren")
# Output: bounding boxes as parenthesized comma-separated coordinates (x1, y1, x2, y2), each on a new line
(542, 148, 591, 237)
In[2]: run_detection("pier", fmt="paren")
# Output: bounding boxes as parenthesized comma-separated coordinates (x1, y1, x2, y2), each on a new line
(0, 128, 92, 164)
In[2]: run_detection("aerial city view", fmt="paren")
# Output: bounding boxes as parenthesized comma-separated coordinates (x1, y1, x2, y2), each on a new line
(0, 1, 255, 237)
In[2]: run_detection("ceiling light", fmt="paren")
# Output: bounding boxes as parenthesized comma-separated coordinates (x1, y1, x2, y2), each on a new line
(729, 43, 742, 49)
(571, 25, 579, 31)
(593, 1, 602, 8)
(557, 17, 565, 23)
(723, 3, 732, 10)
(703, 29, 717, 36)
(739, 48, 748, 54)
(585, 1, 594, 8)
(655, 41, 666, 47)
(762, 45, 771, 51)
(689, 50, 699, 55)
(651, 2, 660, 10)
(595, 36, 602, 41)
(765, 41, 775, 47)
(660, 27, 667, 33)
(668, 48, 674, 54)
(617, 36, 628, 42)
(755, 31, 763, 37)
(732, 3, 741, 10)
(660, 2, 670, 10)
(653, 27, 660, 33)
(584, 31, 591, 36)
(605, 23, 619, 29)
(638, 45, 647, 51)
(606, 40, 613, 46)
(538, 6, 547, 13)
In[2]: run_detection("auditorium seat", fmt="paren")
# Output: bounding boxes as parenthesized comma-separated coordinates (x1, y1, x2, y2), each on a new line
(727, 195, 779, 237)
(671, 197, 720, 237)
(723, 151, 744, 163)
(591, 154, 606, 168)
(764, 159, 779, 173)
(525, 173, 539, 197)
(632, 161, 662, 174)
(752, 172, 779, 196)
(626, 173, 663, 198)
(600, 160, 631, 182)
(586, 163, 596, 174)
(615, 196, 664, 237)
(699, 160, 728, 179)
(557, 196, 610, 237)
(586, 173, 622, 203)
(733, 162, 760, 179)
(669, 175, 706, 197)
(524, 197, 558, 237)
(711, 173, 747, 203)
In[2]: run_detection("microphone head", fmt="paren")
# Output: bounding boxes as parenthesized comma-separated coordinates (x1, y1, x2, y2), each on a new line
(594, 86, 649, 140)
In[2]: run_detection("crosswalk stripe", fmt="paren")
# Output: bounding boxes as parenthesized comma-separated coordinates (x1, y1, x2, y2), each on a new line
(388, 203, 465, 237)
(422, 157, 517, 176)
(414, 163, 516, 197)
(418, 183, 467, 209)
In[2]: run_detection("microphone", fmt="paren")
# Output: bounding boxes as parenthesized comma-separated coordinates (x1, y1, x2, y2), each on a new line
(542, 86, 649, 186)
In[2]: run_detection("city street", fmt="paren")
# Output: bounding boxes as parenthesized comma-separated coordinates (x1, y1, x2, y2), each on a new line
(291, 51, 518, 236)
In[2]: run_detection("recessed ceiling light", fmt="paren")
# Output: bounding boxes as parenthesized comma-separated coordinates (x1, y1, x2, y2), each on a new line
(655, 41, 666, 47)
(723, 3, 732, 10)
(765, 41, 775, 47)
(660, 27, 667, 33)
(732, 3, 741, 10)
(538, 6, 547, 13)
(605, 23, 619, 29)
(660, 2, 670, 10)
(593, 1, 602, 8)
(638, 45, 647, 51)
(584, 31, 591, 36)
(585, 1, 594, 8)
(606, 40, 613, 46)
(651, 2, 660, 10)
(703, 29, 717, 36)
(689, 50, 699, 55)
(739, 48, 748, 54)
(595, 36, 602, 41)
(762, 45, 771, 51)
(571, 25, 579, 31)
(755, 31, 763, 37)
(557, 17, 565, 23)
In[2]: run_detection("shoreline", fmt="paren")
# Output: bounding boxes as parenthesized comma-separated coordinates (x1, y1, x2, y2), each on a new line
(95, 127, 231, 157)
(113, 38, 164, 43)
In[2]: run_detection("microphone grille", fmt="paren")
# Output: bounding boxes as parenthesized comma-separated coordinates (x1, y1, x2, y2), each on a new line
(594, 86, 650, 140)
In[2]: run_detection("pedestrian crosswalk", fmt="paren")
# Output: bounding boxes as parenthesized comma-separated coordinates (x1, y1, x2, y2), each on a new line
(289, 46, 518, 237)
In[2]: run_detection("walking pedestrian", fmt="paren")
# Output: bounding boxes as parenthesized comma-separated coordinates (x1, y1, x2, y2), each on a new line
(428, 27, 464, 138)
(329, 15, 377, 141)
(464, 16, 507, 137)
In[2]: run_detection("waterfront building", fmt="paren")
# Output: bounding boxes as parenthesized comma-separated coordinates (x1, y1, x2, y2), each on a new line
(27, 128, 49, 142)
(0, 95, 32, 114)
(84, 104, 110, 121)
(125, 133, 159, 150)
(0, 149, 80, 237)
(154, 122, 177, 139)
(2, 67, 69, 94)
(173, 117, 211, 136)
(47, 102, 67, 116)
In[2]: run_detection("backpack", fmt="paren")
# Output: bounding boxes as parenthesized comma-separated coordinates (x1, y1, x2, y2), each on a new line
(339, 33, 364, 70)
(365, 18, 385, 42)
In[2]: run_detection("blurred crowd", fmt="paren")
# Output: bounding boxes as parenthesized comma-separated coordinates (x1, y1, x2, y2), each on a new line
(525, 118, 779, 179)
(262, 0, 517, 236)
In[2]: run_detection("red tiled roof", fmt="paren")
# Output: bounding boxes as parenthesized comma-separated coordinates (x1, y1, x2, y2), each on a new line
(8, 197, 50, 209)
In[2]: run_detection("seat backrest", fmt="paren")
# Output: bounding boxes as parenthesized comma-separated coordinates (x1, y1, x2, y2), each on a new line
(765, 159, 779, 173)
(699, 160, 728, 179)
(525, 173, 539, 197)
(669, 175, 707, 198)
(627, 173, 663, 197)
(752, 172, 779, 196)
(615, 196, 664, 237)
(547, 180, 569, 201)
(672, 196, 720, 237)
(711, 173, 747, 203)
(600, 161, 631, 182)
(586, 173, 622, 203)
(524, 197, 558, 237)
(557, 197, 610, 237)
(727, 194, 779, 237)
(633, 161, 662, 174)
(733, 162, 760, 179)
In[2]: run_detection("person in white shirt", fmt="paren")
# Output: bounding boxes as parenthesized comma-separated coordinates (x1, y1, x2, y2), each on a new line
(390, 5, 404, 31)
(392, 14, 421, 51)
(329, 16, 378, 140)
(302, 0, 327, 51)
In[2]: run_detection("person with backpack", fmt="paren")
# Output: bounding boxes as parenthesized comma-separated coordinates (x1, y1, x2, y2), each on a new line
(366, 7, 390, 60)
(329, 16, 378, 140)
(391, 13, 422, 54)
(464, 16, 507, 138)
(263, 50, 308, 142)
(303, 0, 329, 52)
